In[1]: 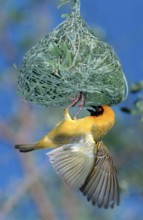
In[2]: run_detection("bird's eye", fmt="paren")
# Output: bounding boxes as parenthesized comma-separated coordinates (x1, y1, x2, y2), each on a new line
(97, 106, 103, 113)
(87, 105, 104, 116)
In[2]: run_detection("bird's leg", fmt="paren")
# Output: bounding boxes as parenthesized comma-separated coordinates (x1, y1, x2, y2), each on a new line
(66, 92, 86, 119)
(73, 92, 86, 119)
(67, 92, 82, 110)
(64, 93, 82, 120)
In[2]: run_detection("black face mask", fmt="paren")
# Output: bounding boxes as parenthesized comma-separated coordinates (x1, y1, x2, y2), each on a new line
(87, 106, 104, 116)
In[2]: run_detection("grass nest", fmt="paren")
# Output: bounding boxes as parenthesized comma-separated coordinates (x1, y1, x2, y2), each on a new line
(17, 1, 128, 107)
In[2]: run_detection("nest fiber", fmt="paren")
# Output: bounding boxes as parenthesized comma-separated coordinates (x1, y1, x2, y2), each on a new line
(18, 1, 128, 107)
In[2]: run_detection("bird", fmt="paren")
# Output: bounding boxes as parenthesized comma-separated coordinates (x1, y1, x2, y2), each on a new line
(15, 105, 120, 208)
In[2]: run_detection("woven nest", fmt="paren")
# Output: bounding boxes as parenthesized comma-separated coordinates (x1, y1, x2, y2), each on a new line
(18, 1, 128, 107)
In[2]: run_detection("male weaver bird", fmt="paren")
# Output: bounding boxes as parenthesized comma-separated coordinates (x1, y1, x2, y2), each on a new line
(15, 105, 119, 209)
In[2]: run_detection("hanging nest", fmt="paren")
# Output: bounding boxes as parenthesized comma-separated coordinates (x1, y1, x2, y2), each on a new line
(17, 1, 128, 107)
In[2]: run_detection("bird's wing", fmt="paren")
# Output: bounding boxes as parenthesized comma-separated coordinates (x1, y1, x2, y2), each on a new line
(47, 134, 95, 191)
(80, 140, 120, 208)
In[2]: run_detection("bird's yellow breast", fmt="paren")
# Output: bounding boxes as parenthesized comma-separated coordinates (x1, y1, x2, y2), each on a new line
(48, 105, 115, 141)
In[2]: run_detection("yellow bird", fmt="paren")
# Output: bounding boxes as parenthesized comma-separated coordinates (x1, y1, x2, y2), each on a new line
(15, 105, 119, 208)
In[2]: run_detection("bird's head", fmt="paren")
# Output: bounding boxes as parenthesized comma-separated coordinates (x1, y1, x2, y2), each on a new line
(87, 105, 114, 116)
(87, 105, 104, 116)
(87, 105, 115, 138)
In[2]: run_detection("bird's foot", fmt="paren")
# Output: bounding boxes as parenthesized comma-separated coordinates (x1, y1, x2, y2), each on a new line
(66, 92, 86, 119)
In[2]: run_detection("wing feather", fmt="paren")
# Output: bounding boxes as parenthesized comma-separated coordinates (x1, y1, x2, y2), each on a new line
(48, 136, 119, 208)
(47, 134, 95, 191)
(80, 141, 120, 208)
(102, 162, 112, 208)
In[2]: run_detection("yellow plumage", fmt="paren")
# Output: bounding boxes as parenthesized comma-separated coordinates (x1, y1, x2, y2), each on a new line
(15, 105, 119, 208)
(15, 105, 115, 151)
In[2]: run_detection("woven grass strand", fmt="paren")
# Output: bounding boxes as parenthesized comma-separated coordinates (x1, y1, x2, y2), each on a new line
(17, 1, 128, 107)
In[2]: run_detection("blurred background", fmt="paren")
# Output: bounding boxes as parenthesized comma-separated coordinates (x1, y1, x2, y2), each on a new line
(0, 0, 143, 219)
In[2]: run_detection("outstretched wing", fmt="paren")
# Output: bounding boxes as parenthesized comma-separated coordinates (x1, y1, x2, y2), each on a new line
(47, 134, 95, 191)
(80, 140, 120, 208)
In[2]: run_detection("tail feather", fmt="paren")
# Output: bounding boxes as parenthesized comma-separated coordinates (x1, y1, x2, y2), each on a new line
(15, 143, 36, 152)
